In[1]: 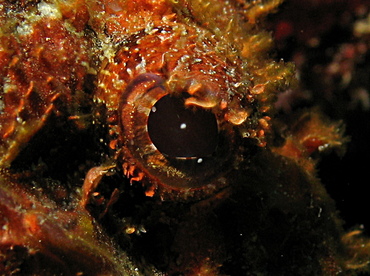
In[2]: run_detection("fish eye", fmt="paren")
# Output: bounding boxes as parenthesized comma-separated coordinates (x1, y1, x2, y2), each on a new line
(147, 94, 219, 158)
(119, 73, 236, 195)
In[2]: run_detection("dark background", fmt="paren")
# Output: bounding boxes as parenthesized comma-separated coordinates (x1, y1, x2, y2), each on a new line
(267, 0, 370, 232)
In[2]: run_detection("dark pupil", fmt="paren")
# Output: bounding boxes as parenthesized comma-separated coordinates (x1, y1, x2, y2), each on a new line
(147, 95, 218, 158)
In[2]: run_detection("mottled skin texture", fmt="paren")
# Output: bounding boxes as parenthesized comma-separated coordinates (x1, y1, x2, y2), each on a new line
(0, 0, 369, 275)
(0, 1, 91, 167)
(89, 0, 295, 200)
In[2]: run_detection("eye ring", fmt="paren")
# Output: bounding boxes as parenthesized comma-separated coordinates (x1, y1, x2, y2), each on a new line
(119, 73, 237, 195)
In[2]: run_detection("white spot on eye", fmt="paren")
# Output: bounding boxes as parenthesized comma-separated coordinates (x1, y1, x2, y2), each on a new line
(197, 158, 203, 164)
(151, 106, 157, 112)
(317, 207, 323, 218)
(180, 123, 187, 129)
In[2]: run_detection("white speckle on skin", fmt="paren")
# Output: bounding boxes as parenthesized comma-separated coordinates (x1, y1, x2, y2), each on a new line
(37, 2, 62, 19)
(0, 97, 5, 114)
(15, 1, 62, 36)
(16, 23, 34, 36)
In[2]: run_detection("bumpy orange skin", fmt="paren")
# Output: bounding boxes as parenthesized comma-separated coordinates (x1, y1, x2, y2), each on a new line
(0, 0, 91, 167)
(89, 0, 296, 200)
(0, 1, 369, 275)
